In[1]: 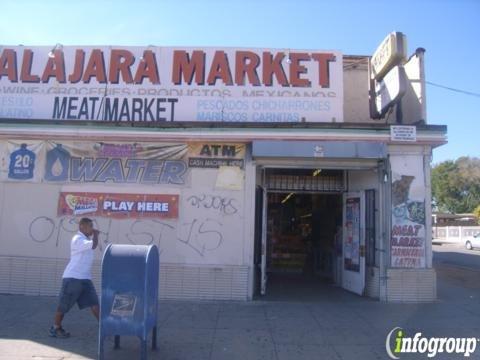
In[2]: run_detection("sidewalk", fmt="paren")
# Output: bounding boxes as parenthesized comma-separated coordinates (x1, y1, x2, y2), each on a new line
(1, 266, 479, 360)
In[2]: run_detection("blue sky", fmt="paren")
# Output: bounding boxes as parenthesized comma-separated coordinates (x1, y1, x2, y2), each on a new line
(1, 0, 478, 163)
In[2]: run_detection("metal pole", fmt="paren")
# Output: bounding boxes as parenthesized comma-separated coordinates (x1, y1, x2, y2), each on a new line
(152, 326, 157, 350)
(395, 99, 403, 124)
(114, 335, 120, 349)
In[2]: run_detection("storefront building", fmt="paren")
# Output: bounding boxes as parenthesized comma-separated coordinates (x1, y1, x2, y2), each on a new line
(0, 34, 447, 302)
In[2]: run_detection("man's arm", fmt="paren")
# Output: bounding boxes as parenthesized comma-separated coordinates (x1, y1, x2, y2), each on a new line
(71, 234, 94, 253)
(92, 229, 99, 250)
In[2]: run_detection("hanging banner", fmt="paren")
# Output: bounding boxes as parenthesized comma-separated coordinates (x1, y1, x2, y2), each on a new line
(0, 141, 44, 182)
(344, 196, 361, 272)
(0, 46, 343, 123)
(58, 192, 179, 219)
(44, 141, 188, 184)
(188, 143, 245, 168)
(390, 155, 426, 268)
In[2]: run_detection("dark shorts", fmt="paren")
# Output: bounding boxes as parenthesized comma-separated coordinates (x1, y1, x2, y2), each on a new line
(57, 278, 99, 314)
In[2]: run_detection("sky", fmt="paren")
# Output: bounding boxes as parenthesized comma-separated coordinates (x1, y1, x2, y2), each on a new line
(0, 0, 479, 163)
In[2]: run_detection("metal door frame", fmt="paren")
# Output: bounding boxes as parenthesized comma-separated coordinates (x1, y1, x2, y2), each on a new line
(342, 191, 366, 296)
(257, 162, 380, 297)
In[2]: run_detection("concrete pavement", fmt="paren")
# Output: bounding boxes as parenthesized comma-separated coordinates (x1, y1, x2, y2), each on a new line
(433, 243, 480, 271)
(0, 247, 480, 360)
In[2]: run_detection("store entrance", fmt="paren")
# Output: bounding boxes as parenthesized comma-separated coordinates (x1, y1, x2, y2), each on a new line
(265, 192, 343, 297)
(254, 167, 353, 299)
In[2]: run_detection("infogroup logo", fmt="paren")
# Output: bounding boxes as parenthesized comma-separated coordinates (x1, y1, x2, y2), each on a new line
(386, 327, 478, 358)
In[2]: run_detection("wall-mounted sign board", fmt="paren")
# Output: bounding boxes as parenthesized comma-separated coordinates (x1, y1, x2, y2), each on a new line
(390, 125, 416, 142)
(0, 46, 343, 123)
(375, 65, 407, 116)
(371, 32, 407, 80)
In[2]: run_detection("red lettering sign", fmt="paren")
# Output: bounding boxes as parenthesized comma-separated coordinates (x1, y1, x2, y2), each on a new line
(58, 192, 179, 219)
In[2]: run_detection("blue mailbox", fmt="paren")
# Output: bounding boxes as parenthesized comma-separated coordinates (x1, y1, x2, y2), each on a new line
(98, 244, 159, 360)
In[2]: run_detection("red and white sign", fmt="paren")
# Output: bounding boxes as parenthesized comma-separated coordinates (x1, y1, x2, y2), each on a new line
(58, 192, 179, 219)
(0, 46, 343, 123)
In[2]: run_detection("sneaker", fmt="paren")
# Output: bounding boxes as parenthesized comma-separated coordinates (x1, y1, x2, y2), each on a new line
(49, 326, 70, 338)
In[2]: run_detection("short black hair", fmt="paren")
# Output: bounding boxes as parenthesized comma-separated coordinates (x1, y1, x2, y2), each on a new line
(79, 217, 93, 226)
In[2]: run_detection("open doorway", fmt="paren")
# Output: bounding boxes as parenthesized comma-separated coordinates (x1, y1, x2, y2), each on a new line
(268, 192, 343, 277)
(254, 168, 351, 299)
(265, 192, 343, 297)
(254, 166, 379, 300)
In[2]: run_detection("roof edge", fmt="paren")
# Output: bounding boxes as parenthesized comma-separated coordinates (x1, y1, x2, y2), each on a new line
(0, 119, 447, 133)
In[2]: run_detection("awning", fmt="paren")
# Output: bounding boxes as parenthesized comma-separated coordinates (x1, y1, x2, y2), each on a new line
(252, 140, 387, 159)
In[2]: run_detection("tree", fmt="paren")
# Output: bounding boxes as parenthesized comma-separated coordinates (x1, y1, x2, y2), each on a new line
(474, 205, 480, 224)
(431, 157, 480, 214)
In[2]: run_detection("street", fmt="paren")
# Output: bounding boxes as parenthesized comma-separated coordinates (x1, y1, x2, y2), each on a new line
(433, 243, 480, 304)
(0, 244, 479, 360)
(433, 243, 480, 271)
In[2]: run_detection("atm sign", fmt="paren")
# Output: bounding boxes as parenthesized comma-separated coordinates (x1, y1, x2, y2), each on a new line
(188, 143, 245, 168)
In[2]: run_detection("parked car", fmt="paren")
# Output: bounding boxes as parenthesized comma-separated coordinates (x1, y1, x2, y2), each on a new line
(465, 233, 480, 250)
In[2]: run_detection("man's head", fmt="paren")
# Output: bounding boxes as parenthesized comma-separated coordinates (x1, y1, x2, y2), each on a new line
(79, 217, 94, 236)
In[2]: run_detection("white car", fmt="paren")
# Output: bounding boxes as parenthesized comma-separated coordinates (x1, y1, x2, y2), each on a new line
(465, 233, 480, 250)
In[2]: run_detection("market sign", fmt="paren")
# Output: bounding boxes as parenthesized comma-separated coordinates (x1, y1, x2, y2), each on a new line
(188, 143, 245, 168)
(0, 46, 343, 123)
(370, 32, 407, 80)
(375, 65, 407, 116)
(58, 192, 179, 218)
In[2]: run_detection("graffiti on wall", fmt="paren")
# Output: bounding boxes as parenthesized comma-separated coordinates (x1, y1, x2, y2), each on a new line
(29, 216, 112, 251)
(186, 193, 239, 215)
(1, 139, 246, 261)
(27, 215, 225, 257)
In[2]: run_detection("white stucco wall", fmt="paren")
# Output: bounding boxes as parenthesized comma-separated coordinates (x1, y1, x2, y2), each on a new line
(343, 64, 372, 123)
(386, 145, 436, 302)
(0, 141, 254, 300)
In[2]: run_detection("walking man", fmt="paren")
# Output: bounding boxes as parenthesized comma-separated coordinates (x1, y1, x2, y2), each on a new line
(49, 217, 100, 338)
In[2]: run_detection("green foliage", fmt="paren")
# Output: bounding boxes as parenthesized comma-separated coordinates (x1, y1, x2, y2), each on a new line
(474, 205, 480, 224)
(431, 157, 480, 214)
